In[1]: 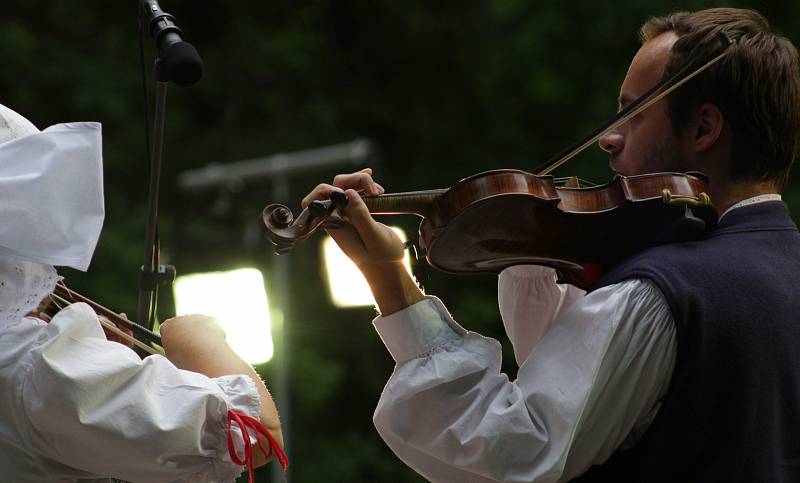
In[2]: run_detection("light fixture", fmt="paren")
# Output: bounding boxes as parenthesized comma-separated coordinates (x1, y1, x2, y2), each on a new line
(322, 227, 413, 307)
(173, 268, 274, 364)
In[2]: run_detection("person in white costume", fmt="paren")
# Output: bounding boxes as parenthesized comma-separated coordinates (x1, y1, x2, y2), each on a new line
(0, 104, 283, 482)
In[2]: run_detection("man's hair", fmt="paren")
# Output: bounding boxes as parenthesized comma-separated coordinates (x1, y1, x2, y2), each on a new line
(641, 8, 800, 188)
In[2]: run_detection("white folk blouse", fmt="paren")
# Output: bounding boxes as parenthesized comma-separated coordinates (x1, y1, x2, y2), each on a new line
(0, 302, 260, 482)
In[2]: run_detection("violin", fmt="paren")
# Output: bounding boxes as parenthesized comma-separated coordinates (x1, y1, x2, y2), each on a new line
(258, 35, 734, 289)
(260, 171, 715, 289)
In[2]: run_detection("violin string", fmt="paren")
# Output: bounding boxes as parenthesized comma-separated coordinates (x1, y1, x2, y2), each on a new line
(98, 318, 159, 355)
(54, 284, 163, 344)
(48, 291, 160, 356)
(552, 177, 599, 187)
(49, 292, 68, 311)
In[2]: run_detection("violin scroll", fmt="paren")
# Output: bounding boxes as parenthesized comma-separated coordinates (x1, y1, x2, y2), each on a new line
(260, 191, 350, 254)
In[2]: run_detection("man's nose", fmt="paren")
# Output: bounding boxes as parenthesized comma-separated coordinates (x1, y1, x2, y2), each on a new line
(598, 131, 624, 154)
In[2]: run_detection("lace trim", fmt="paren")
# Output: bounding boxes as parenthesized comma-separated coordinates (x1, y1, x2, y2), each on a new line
(0, 258, 59, 329)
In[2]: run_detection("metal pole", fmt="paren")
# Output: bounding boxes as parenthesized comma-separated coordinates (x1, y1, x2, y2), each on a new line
(177, 138, 374, 192)
(137, 67, 170, 331)
(271, 171, 291, 483)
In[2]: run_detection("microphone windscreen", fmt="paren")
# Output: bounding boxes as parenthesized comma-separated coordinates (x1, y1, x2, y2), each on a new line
(163, 41, 203, 86)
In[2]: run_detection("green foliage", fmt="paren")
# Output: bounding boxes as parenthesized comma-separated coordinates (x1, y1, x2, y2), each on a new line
(3, 1, 799, 481)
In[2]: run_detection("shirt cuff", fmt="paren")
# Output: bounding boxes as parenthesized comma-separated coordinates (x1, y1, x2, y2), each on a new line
(214, 374, 261, 419)
(372, 296, 466, 363)
(211, 374, 262, 480)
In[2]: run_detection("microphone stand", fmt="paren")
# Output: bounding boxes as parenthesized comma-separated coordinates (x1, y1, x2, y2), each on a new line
(136, 58, 176, 335)
(135, 1, 202, 338)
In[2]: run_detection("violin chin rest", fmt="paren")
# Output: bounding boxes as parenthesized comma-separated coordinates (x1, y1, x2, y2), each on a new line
(667, 206, 708, 243)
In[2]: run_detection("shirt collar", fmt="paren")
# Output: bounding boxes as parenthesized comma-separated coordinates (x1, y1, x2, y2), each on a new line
(719, 194, 782, 221)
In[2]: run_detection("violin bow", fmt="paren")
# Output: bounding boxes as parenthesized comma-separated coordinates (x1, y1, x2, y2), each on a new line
(534, 33, 735, 176)
(50, 283, 163, 355)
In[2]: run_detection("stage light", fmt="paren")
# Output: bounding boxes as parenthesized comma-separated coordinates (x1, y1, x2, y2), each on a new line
(322, 227, 413, 307)
(173, 268, 274, 364)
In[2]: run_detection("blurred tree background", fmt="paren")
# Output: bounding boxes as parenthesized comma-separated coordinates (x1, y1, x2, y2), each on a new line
(2, 1, 799, 481)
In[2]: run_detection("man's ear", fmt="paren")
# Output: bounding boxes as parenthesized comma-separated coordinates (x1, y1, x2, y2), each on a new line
(690, 102, 725, 152)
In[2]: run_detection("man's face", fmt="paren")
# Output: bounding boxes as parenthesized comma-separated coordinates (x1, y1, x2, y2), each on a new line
(599, 32, 689, 176)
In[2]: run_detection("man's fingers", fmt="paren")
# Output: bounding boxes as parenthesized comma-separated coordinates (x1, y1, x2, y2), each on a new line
(318, 189, 381, 252)
(301, 169, 385, 209)
(332, 170, 383, 196)
(296, 169, 393, 263)
(301, 183, 338, 209)
(342, 189, 397, 250)
(325, 222, 366, 256)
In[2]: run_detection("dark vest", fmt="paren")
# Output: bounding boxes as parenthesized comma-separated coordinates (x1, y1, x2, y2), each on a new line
(573, 202, 800, 483)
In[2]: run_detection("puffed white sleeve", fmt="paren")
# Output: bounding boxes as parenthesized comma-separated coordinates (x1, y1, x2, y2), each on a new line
(373, 279, 675, 483)
(21, 303, 260, 483)
(498, 266, 585, 364)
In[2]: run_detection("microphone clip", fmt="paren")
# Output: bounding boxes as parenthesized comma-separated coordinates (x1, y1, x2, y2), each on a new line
(143, 3, 183, 51)
(140, 0, 203, 86)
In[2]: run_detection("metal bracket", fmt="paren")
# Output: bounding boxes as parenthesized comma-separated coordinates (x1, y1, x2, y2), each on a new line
(662, 189, 711, 208)
(139, 264, 176, 291)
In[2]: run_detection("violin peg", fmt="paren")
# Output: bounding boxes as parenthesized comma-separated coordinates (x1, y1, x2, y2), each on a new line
(309, 200, 328, 217)
(268, 206, 294, 228)
(330, 190, 349, 211)
(306, 199, 332, 226)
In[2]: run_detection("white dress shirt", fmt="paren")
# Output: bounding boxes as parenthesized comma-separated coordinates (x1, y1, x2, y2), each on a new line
(373, 269, 674, 482)
(372, 195, 781, 482)
(0, 302, 260, 482)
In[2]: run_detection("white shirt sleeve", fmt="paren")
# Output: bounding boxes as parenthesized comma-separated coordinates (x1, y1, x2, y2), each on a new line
(21, 302, 260, 483)
(373, 278, 676, 483)
(498, 266, 585, 364)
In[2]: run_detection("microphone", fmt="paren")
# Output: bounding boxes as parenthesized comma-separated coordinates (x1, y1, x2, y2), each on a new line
(140, 0, 203, 86)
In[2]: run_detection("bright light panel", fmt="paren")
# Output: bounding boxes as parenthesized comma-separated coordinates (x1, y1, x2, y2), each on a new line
(322, 226, 413, 307)
(173, 268, 273, 364)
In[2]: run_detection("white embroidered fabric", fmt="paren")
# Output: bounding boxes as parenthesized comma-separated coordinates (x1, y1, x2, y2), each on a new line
(0, 255, 59, 329)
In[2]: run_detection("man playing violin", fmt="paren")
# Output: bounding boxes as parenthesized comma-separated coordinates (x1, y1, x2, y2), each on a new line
(304, 7, 800, 482)
(0, 104, 283, 481)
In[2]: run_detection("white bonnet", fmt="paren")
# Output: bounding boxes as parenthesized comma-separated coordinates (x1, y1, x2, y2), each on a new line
(0, 104, 104, 271)
(0, 104, 40, 144)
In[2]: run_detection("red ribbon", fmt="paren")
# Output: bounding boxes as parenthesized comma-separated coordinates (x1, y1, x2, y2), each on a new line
(227, 409, 288, 482)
